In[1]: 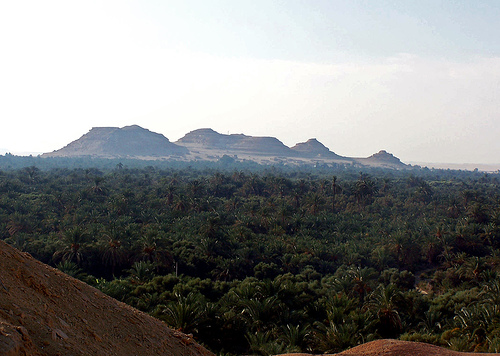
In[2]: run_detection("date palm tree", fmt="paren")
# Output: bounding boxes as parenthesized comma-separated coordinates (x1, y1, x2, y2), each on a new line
(365, 284, 403, 338)
(314, 321, 361, 353)
(239, 296, 283, 332)
(331, 175, 342, 212)
(279, 324, 312, 352)
(101, 232, 126, 276)
(53, 226, 88, 265)
(354, 173, 377, 206)
(128, 260, 156, 284)
(161, 292, 205, 334)
(246, 330, 286, 356)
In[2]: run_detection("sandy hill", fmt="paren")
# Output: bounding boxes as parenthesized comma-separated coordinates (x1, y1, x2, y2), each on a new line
(42, 125, 188, 158)
(279, 339, 500, 356)
(0, 240, 213, 356)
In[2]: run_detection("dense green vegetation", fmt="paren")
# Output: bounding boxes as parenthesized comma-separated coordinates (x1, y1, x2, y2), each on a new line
(1, 161, 500, 354)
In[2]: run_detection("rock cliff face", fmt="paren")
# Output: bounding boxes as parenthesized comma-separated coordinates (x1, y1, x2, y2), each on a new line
(0, 240, 213, 356)
(43, 125, 188, 158)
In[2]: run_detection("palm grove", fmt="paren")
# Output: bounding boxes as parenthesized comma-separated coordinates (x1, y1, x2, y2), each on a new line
(1, 161, 500, 354)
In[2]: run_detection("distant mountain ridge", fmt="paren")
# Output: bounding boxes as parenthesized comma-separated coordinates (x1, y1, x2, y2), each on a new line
(42, 125, 407, 168)
(175, 129, 352, 161)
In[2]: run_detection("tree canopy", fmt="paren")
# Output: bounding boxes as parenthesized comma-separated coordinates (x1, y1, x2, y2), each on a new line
(1, 160, 500, 354)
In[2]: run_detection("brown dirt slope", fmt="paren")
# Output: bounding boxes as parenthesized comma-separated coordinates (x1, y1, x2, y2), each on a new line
(0, 240, 213, 356)
(278, 339, 500, 356)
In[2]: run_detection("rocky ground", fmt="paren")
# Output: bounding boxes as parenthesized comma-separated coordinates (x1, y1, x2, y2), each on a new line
(279, 339, 500, 356)
(0, 240, 213, 356)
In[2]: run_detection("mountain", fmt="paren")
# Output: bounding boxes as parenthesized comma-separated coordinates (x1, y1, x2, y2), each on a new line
(355, 150, 406, 168)
(42, 125, 188, 158)
(0, 240, 213, 356)
(175, 128, 240, 149)
(290, 138, 346, 159)
(176, 128, 292, 156)
(41, 125, 407, 168)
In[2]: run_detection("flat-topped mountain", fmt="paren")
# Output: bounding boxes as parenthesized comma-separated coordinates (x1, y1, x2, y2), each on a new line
(176, 128, 292, 156)
(43, 125, 188, 158)
(41, 125, 407, 168)
(291, 138, 345, 159)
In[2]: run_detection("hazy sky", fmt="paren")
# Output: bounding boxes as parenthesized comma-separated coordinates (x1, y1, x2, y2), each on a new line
(1, 0, 500, 164)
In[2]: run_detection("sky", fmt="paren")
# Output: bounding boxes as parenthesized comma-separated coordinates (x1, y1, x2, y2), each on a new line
(1, 0, 500, 164)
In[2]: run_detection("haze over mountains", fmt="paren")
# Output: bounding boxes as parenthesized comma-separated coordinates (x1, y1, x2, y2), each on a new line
(42, 125, 406, 168)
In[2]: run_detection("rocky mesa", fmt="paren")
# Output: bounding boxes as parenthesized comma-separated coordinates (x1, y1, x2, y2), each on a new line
(42, 125, 407, 168)
(176, 128, 293, 156)
(42, 125, 188, 158)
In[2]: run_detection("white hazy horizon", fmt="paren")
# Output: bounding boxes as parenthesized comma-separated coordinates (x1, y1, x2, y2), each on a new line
(1, 1, 500, 165)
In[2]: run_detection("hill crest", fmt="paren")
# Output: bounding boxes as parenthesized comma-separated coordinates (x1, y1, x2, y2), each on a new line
(277, 339, 500, 356)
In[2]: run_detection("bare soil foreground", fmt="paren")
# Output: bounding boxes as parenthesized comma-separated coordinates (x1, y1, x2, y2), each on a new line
(0, 240, 213, 356)
(278, 339, 500, 356)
